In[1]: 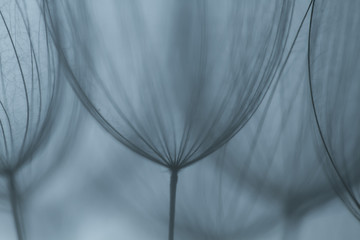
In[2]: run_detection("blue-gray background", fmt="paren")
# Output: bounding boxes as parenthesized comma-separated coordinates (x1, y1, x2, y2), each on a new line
(0, 0, 360, 239)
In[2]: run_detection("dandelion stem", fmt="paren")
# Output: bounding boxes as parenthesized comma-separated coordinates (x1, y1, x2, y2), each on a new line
(7, 172, 24, 240)
(168, 169, 178, 240)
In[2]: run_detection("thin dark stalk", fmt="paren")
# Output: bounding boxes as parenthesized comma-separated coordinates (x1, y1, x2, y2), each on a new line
(7, 172, 24, 240)
(168, 169, 178, 240)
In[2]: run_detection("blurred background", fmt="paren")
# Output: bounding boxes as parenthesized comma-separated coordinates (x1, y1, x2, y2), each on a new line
(1, 0, 360, 239)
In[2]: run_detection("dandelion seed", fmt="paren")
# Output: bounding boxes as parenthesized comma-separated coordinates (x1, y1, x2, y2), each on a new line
(46, 0, 296, 239)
